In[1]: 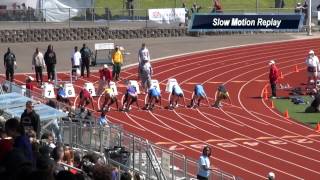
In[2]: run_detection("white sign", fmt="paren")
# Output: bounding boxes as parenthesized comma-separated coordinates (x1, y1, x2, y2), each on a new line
(109, 81, 118, 95)
(84, 82, 96, 97)
(318, 11, 320, 21)
(128, 80, 140, 94)
(95, 43, 115, 50)
(150, 79, 160, 93)
(165, 78, 178, 93)
(43, 83, 56, 99)
(64, 83, 76, 98)
(148, 8, 186, 24)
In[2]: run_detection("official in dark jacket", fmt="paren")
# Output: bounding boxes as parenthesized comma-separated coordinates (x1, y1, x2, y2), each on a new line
(20, 101, 41, 139)
(44, 44, 57, 82)
(4, 48, 16, 82)
(80, 43, 92, 78)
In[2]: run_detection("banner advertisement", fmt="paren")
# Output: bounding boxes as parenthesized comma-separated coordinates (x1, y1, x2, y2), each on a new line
(148, 8, 185, 24)
(189, 14, 303, 32)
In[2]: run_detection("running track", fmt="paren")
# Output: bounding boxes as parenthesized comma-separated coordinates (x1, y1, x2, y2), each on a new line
(5, 38, 320, 179)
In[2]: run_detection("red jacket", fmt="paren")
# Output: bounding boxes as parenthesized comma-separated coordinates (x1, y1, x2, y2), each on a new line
(26, 82, 34, 90)
(99, 69, 112, 81)
(269, 65, 279, 83)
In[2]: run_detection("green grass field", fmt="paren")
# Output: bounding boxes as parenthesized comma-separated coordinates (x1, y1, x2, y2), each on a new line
(273, 97, 320, 128)
(95, 0, 302, 15)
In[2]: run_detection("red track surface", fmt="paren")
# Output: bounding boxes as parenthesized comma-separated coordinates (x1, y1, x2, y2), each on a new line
(6, 38, 320, 179)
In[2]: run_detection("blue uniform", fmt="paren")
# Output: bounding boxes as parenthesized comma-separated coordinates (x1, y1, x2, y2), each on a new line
(58, 88, 66, 98)
(149, 87, 160, 97)
(127, 85, 137, 95)
(172, 85, 183, 96)
(195, 84, 206, 97)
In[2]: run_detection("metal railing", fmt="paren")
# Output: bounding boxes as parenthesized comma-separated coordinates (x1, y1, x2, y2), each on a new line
(0, 77, 240, 179)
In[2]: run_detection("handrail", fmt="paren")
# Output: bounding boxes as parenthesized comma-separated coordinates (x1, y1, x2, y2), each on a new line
(146, 140, 167, 180)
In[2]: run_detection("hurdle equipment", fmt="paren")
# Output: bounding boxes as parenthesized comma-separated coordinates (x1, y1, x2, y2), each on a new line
(109, 81, 118, 95)
(284, 109, 290, 118)
(128, 80, 140, 94)
(64, 83, 76, 98)
(295, 65, 299, 72)
(84, 82, 96, 97)
(271, 101, 275, 108)
(315, 122, 320, 132)
(43, 83, 56, 98)
(280, 71, 284, 79)
(165, 78, 178, 93)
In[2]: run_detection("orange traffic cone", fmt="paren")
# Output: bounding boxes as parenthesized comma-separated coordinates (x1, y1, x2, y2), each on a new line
(271, 101, 275, 108)
(264, 90, 269, 100)
(315, 123, 320, 132)
(284, 109, 289, 118)
(295, 65, 299, 72)
(280, 72, 284, 79)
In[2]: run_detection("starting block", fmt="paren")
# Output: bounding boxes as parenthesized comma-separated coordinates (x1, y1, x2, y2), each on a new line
(150, 79, 160, 93)
(64, 83, 76, 97)
(84, 82, 96, 97)
(128, 80, 140, 94)
(165, 78, 178, 93)
(109, 81, 118, 95)
(43, 83, 56, 99)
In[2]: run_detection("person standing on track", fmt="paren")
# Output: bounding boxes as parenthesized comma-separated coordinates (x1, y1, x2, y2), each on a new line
(212, 84, 231, 108)
(4, 48, 17, 82)
(268, 60, 280, 99)
(305, 50, 319, 89)
(71, 46, 81, 80)
(138, 43, 151, 68)
(112, 46, 123, 81)
(197, 146, 215, 180)
(80, 43, 92, 78)
(189, 84, 209, 108)
(139, 60, 153, 94)
(32, 48, 46, 86)
(97, 64, 112, 96)
(44, 44, 57, 82)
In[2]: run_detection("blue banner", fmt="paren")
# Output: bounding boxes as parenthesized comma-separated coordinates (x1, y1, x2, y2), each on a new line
(188, 14, 303, 32)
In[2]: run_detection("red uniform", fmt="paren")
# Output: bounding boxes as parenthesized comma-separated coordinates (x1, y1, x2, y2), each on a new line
(26, 82, 34, 91)
(269, 65, 279, 83)
(80, 88, 91, 99)
(99, 69, 112, 82)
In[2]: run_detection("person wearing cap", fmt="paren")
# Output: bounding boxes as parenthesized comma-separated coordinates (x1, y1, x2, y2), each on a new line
(97, 64, 113, 96)
(269, 60, 279, 99)
(4, 47, 17, 82)
(189, 84, 209, 108)
(101, 87, 119, 112)
(112, 45, 123, 81)
(212, 84, 231, 108)
(145, 86, 162, 110)
(305, 50, 319, 89)
(78, 87, 95, 110)
(122, 85, 139, 112)
(169, 84, 186, 109)
(20, 101, 41, 139)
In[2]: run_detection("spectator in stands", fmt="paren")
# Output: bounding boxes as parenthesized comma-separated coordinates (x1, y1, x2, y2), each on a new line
(56, 170, 77, 180)
(32, 47, 46, 86)
(112, 46, 124, 81)
(134, 172, 141, 180)
(122, 85, 139, 112)
(145, 86, 161, 110)
(169, 84, 186, 110)
(189, 84, 209, 108)
(302, 0, 308, 25)
(80, 43, 92, 78)
(5, 118, 34, 162)
(121, 171, 132, 180)
(52, 145, 66, 175)
(197, 146, 214, 180)
(93, 164, 113, 180)
(78, 87, 95, 110)
(57, 84, 71, 106)
(268, 60, 279, 99)
(212, 0, 222, 13)
(305, 50, 319, 89)
(191, 3, 201, 13)
(71, 46, 81, 80)
(98, 111, 109, 127)
(63, 147, 75, 167)
(25, 76, 34, 98)
(20, 101, 41, 139)
(294, 2, 303, 13)
(44, 44, 57, 82)
(97, 64, 113, 96)
(212, 84, 231, 108)
(46, 100, 62, 143)
(181, 3, 190, 26)
(127, 0, 134, 17)
(3, 47, 16, 82)
(0, 128, 13, 163)
(101, 88, 119, 112)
